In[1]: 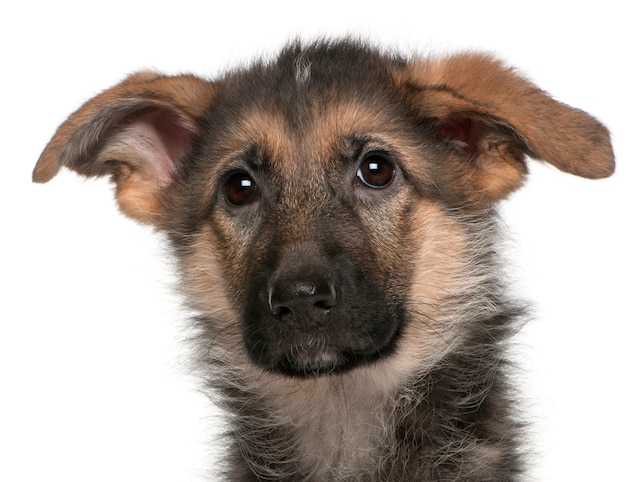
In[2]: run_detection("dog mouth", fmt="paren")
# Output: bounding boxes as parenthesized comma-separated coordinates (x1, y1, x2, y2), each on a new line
(264, 328, 396, 378)
(243, 302, 402, 378)
(277, 343, 345, 377)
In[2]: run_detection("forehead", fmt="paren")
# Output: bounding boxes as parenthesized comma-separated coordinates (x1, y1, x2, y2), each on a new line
(203, 44, 424, 178)
(216, 101, 413, 163)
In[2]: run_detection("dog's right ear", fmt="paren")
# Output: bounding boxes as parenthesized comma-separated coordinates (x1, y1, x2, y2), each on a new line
(33, 72, 215, 225)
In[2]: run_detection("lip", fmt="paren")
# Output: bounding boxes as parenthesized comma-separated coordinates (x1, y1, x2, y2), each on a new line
(251, 313, 404, 378)
(273, 341, 346, 377)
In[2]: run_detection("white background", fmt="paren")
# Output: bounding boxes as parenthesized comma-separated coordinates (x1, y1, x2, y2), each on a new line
(2, 1, 624, 480)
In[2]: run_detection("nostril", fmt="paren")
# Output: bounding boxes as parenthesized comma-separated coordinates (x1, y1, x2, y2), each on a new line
(312, 283, 337, 312)
(313, 300, 333, 317)
(268, 287, 293, 317)
(274, 305, 293, 321)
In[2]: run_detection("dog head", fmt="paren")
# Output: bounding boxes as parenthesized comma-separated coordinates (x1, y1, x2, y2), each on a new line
(34, 41, 614, 379)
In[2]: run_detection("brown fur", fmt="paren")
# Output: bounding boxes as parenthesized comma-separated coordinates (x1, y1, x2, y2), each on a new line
(34, 40, 614, 480)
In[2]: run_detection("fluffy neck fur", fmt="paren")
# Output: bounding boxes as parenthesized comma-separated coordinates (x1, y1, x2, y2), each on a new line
(201, 308, 523, 481)
(185, 212, 526, 481)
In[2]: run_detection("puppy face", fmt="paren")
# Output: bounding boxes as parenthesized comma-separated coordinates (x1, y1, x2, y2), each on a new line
(33, 41, 614, 381)
(172, 101, 424, 377)
(160, 48, 490, 378)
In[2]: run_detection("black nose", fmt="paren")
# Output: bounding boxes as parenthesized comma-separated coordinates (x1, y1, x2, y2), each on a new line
(268, 274, 337, 325)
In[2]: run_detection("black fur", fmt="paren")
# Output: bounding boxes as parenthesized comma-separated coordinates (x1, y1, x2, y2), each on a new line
(164, 42, 527, 480)
(34, 39, 614, 481)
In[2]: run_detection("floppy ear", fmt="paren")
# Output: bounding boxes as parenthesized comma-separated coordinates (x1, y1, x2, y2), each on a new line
(33, 72, 215, 224)
(394, 54, 615, 203)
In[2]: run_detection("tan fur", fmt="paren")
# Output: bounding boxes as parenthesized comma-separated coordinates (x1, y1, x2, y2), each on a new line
(33, 73, 215, 223)
(182, 198, 501, 479)
(33, 41, 614, 481)
(393, 53, 614, 193)
(34, 54, 614, 217)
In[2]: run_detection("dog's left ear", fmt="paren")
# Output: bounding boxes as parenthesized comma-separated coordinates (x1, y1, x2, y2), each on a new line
(33, 72, 215, 224)
(394, 54, 615, 203)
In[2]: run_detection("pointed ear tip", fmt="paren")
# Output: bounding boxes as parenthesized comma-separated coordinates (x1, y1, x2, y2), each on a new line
(593, 144, 616, 178)
(597, 158, 616, 178)
(32, 156, 60, 183)
(575, 155, 615, 180)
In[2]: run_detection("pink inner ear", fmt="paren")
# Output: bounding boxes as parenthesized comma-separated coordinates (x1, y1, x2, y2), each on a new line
(436, 116, 497, 157)
(118, 108, 195, 186)
(437, 117, 473, 144)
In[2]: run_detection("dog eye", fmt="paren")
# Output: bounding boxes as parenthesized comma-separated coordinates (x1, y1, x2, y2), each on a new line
(356, 153, 395, 189)
(223, 172, 257, 206)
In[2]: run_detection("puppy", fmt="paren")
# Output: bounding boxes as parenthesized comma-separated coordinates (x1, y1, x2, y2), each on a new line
(33, 40, 614, 481)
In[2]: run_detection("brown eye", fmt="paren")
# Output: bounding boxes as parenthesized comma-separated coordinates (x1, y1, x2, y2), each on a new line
(224, 172, 257, 206)
(356, 153, 395, 189)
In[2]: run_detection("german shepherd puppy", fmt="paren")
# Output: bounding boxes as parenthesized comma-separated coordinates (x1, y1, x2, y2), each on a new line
(33, 40, 614, 481)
